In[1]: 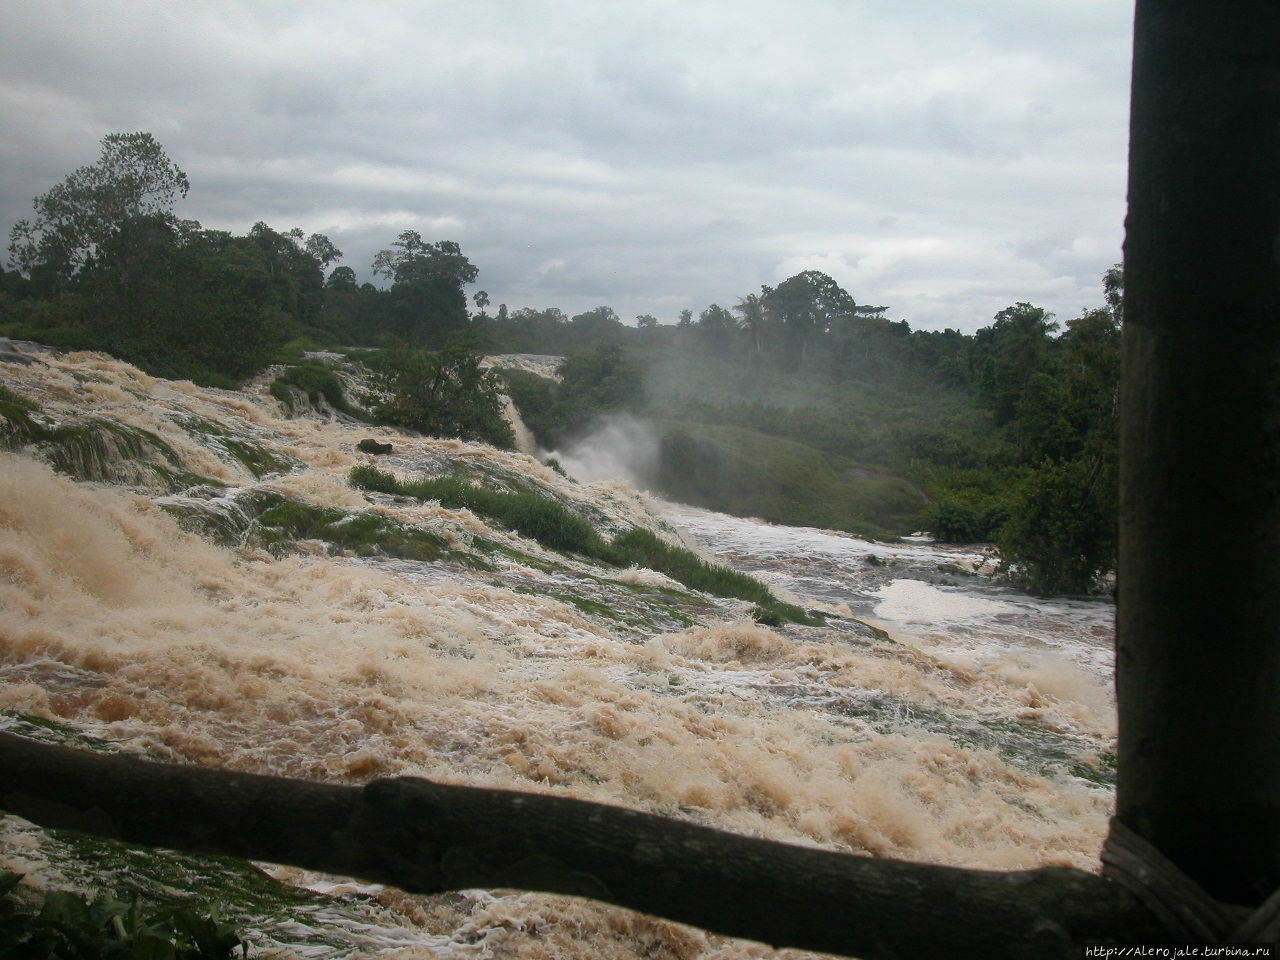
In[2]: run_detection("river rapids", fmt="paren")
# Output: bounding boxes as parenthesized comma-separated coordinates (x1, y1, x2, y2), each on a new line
(0, 346, 1115, 959)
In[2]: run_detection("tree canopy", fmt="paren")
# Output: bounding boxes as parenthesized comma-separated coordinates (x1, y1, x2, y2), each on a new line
(8, 131, 190, 288)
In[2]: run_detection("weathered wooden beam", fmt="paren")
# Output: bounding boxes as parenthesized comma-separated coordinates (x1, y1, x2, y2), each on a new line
(0, 731, 1161, 959)
(1118, 0, 1280, 906)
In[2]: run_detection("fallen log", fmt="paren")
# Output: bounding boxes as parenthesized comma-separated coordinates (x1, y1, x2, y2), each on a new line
(0, 730, 1162, 959)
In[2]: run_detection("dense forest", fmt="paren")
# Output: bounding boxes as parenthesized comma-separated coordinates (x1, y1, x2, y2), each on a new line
(1, 132, 1119, 595)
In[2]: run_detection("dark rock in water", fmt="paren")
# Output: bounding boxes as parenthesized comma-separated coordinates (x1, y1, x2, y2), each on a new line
(357, 439, 394, 455)
(0, 338, 46, 366)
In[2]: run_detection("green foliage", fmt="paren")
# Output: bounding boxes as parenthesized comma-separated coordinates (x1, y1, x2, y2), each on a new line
(920, 499, 1010, 543)
(973, 302, 1061, 425)
(498, 345, 643, 448)
(653, 420, 922, 539)
(349, 465, 817, 623)
(7, 132, 189, 287)
(351, 465, 610, 558)
(998, 458, 1114, 595)
(498, 368, 566, 444)
(2, 134, 341, 386)
(0, 871, 245, 959)
(368, 337, 514, 448)
(269, 360, 368, 420)
(558, 344, 643, 413)
(253, 496, 447, 561)
(370, 232, 477, 347)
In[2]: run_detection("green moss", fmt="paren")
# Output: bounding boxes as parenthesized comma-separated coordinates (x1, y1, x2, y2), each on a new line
(176, 416, 294, 478)
(0, 386, 49, 448)
(270, 360, 370, 421)
(0, 822, 405, 957)
(1, 869, 246, 959)
(0, 713, 122, 755)
(33, 419, 214, 492)
(551, 593, 624, 621)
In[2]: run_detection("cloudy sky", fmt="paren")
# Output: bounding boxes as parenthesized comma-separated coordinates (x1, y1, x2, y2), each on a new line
(1, 1, 1132, 333)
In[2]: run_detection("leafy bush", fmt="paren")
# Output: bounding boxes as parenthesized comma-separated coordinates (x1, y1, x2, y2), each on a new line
(920, 499, 1010, 543)
(997, 458, 1114, 595)
(367, 337, 514, 448)
(0, 870, 245, 959)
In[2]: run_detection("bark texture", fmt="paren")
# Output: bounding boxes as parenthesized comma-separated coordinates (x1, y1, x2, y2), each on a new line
(1118, 0, 1280, 906)
(0, 731, 1162, 959)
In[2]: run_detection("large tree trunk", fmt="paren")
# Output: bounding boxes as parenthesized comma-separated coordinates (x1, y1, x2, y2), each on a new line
(1117, 0, 1280, 907)
(0, 731, 1161, 959)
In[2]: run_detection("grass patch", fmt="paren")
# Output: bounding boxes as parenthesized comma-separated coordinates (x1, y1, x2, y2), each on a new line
(1, 870, 246, 959)
(351, 464, 613, 559)
(351, 465, 820, 624)
(253, 495, 448, 562)
(608, 528, 822, 626)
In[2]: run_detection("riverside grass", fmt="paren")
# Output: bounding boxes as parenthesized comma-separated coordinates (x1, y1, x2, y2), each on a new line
(349, 464, 818, 625)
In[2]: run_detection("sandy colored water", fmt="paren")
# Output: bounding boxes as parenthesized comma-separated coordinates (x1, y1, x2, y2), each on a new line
(0, 349, 1115, 958)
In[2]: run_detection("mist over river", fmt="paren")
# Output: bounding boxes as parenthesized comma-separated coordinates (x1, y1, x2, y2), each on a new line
(0, 348, 1115, 959)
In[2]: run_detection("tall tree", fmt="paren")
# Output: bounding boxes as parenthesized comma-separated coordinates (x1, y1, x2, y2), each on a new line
(733, 292, 768, 358)
(974, 302, 1060, 423)
(762, 270, 856, 370)
(372, 231, 478, 346)
(8, 132, 189, 288)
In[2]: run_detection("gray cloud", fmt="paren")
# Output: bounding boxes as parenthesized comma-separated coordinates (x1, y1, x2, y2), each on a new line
(0, 0, 1131, 332)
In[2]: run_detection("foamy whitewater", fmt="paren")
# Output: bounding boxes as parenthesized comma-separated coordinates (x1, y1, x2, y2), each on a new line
(0, 348, 1116, 959)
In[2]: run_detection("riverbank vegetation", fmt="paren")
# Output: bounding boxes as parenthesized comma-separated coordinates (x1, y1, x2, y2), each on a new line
(349, 464, 817, 624)
(2, 131, 1119, 594)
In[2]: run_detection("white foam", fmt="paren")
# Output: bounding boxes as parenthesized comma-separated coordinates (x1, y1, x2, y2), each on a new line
(873, 579, 1017, 624)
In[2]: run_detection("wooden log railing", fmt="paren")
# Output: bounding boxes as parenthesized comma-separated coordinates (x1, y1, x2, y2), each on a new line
(0, 730, 1163, 959)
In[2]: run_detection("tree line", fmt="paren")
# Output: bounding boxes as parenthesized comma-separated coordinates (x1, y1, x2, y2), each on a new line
(2, 131, 1120, 594)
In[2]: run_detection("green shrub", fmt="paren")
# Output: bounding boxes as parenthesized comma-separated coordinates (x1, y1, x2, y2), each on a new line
(997, 458, 1114, 595)
(367, 338, 514, 448)
(920, 499, 1010, 543)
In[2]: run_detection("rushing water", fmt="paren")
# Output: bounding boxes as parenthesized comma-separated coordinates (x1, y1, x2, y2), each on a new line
(0, 349, 1116, 959)
(664, 503, 1116, 683)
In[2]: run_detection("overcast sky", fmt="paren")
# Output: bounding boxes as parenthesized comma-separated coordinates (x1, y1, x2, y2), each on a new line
(1, 1, 1133, 333)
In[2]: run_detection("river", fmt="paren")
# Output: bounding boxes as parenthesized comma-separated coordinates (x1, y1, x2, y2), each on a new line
(0, 348, 1116, 959)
